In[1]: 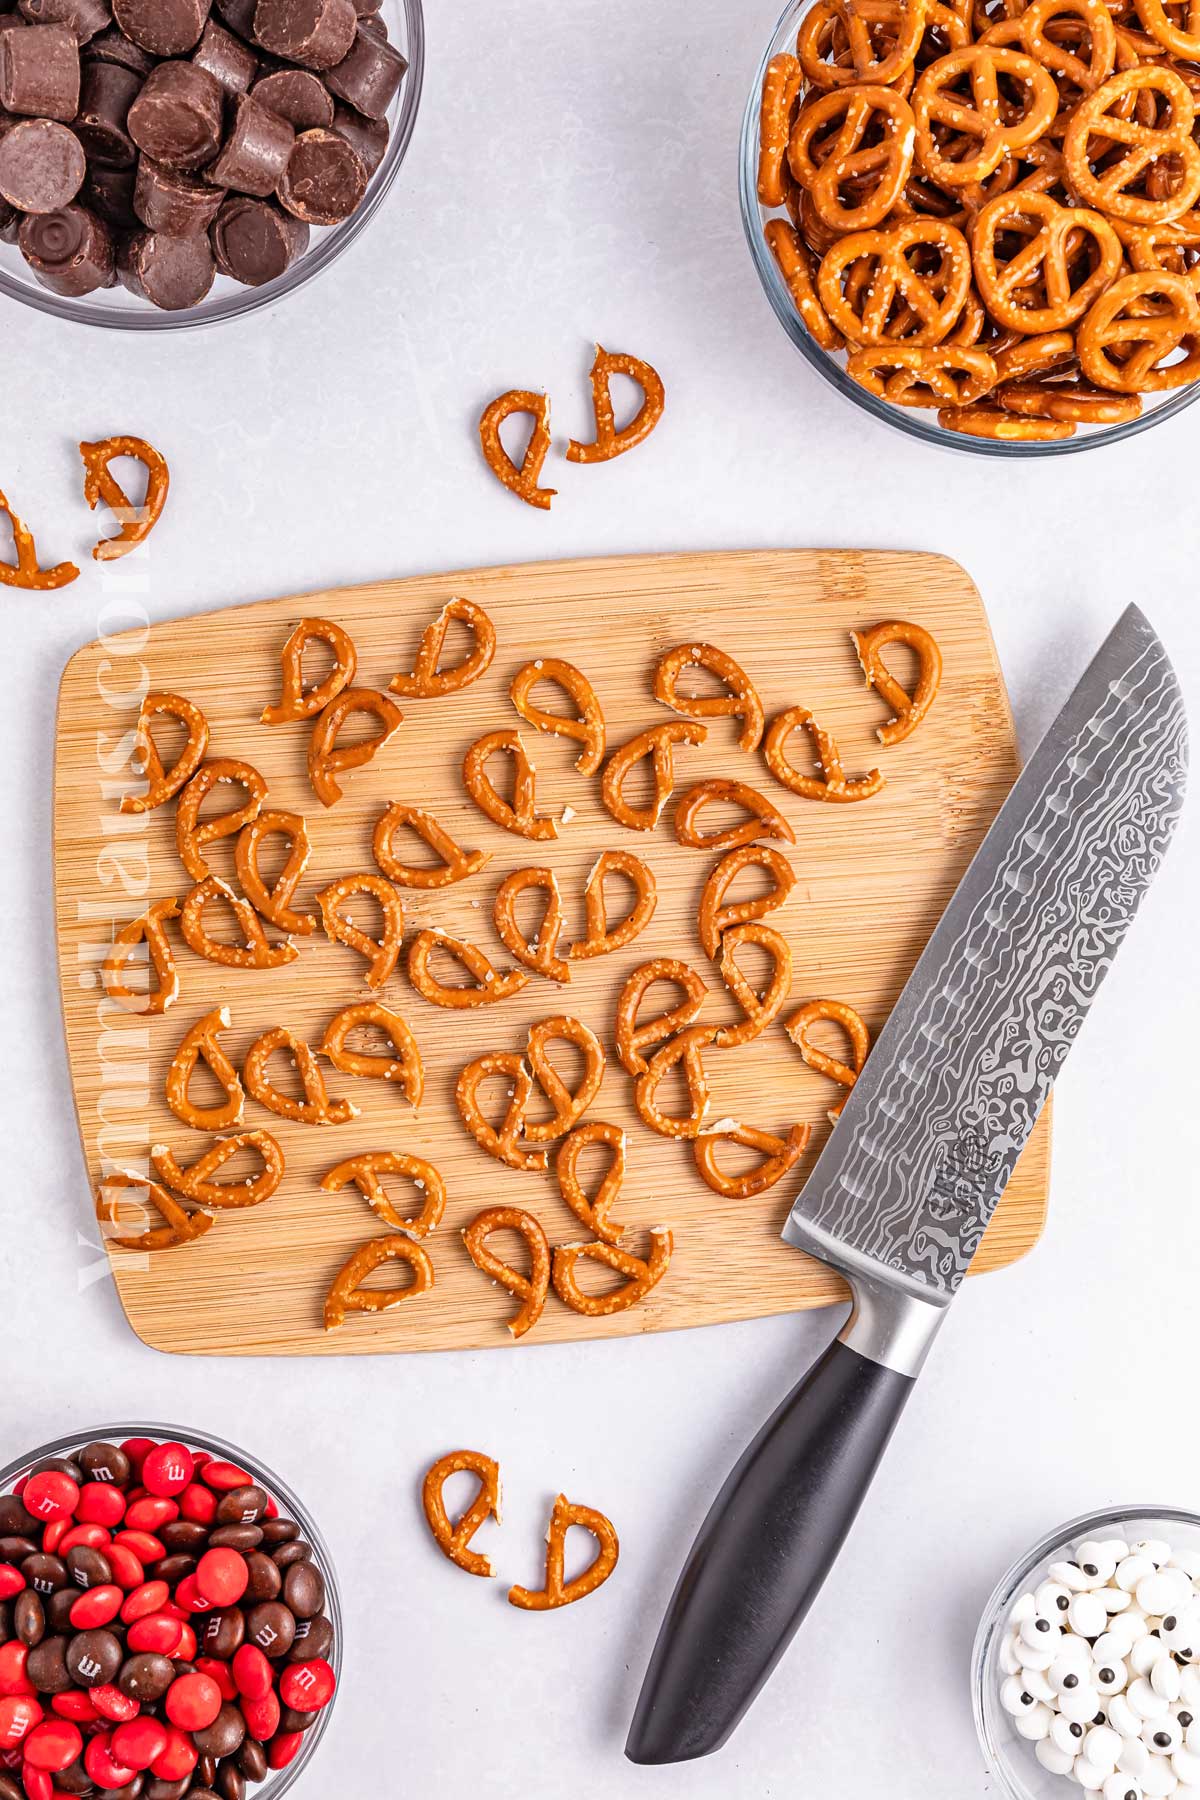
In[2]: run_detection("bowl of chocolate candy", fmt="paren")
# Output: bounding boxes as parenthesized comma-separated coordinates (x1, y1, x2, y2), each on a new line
(0, 0, 423, 326)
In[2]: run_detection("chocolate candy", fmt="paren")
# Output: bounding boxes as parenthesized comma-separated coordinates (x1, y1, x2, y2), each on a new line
(0, 115, 83, 208)
(14, 1590, 44, 1645)
(127, 58, 222, 168)
(331, 100, 385, 174)
(207, 90, 291, 195)
(0, 21, 79, 118)
(282, 1560, 323, 1621)
(19, 197, 113, 290)
(288, 1613, 332, 1661)
(244, 1600, 293, 1657)
(253, 0, 355, 70)
(192, 16, 255, 92)
(118, 223, 214, 304)
(73, 57, 139, 163)
(241, 1544, 285, 1597)
(84, 160, 135, 223)
(18, 0, 111, 42)
(135, 155, 224, 232)
(193, 1702, 245, 1759)
(78, 1442, 131, 1484)
(325, 22, 404, 119)
(25, 1634, 71, 1692)
(276, 123, 363, 223)
(66, 1626, 122, 1685)
(111, 0, 210, 56)
(85, 20, 152, 71)
(249, 66, 330, 128)
(237, 1739, 268, 1783)
(118, 1650, 175, 1701)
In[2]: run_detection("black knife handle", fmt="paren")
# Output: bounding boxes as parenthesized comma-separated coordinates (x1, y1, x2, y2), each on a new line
(625, 1337, 915, 1765)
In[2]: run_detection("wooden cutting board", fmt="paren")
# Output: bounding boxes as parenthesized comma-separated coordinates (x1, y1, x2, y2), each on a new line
(54, 550, 1051, 1356)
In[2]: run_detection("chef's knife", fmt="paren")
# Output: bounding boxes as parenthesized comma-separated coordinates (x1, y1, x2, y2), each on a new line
(626, 604, 1187, 1765)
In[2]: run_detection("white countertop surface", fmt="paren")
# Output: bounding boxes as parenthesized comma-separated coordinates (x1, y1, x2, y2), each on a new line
(2, 2, 1199, 1795)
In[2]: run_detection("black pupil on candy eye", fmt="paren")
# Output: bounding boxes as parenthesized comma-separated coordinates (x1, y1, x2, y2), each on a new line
(1036, 1619, 1050, 1631)
(1021, 1693, 1033, 1705)
(1154, 1733, 1171, 1747)
(1064, 1675, 1079, 1689)
(1083, 1564, 1099, 1576)
(1099, 1669, 1114, 1682)
(1070, 1724, 1083, 1738)
(1180, 1713, 1194, 1727)
(1166, 1617, 1177, 1630)
(1057, 1596, 1070, 1609)
(1094, 1712, 1105, 1725)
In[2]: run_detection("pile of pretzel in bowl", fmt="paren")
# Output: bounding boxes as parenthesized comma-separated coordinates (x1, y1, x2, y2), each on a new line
(757, 0, 1200, 440)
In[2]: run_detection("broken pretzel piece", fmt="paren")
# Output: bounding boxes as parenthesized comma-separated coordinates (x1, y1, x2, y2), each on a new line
(243, 1025, 358, 1126)
(566, 345, 665, 465)
(176, 758, 267, 882)
(316, 872, 404, 989)
(697, 843, 797, 960)
(674, 777, 795, 853)
(601, 721, 707, 832)
(714, 921, 793, 1048)
(373, 803, 489, 889)
(179, 876, 298, 970)
(615, 957, 708, 1077)
(653, 643, 764, 753)
(509, 656, 606, 776)
(555, 1121, 628, 1246)
(851, 620, 943, 746)
(308, 688, 403, 808)
(323, 1235, 434, 1330)
(321, 1150, 446, 1240)
(478, 390, 556, 510)
(96, 1171, 213, 1255)
(408, 929, 528, 1009)
(79, 435, 169, 562)
(508, 1494, 620, 1611)
(121, 692, 209, 815)
(568, 849, 657, 961)
(633, 1026, 716, 1140)
(454, 1050, 548, 1174)
(550, 1229, 673, 1317)
(319, 1001, 423, 1108)
(461, 1205, 552, 1340)
(494, 865, 570, 983)
(235, 810, 316, 936)
(0, 487, 78, 590)
(422, 1449, 502, 1577)
(151, 1130, 284, 1210)
(389, 596, 496, 698)
(785, 998, 871, 1119)
(693, 1121, 811, 1199)
(764, 707, 885, 804)
(261, 616, 357, 726)
(165, 1005, 244, 1132)
(462, 729, 558, 840)
(102, 897, 181, 1015)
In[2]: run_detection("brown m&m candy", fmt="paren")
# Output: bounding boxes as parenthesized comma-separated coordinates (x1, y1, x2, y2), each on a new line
(135, 156, 225, 232)
(277, 124, 364, 223)
(325, 22, 405, 119)
(73, 58, 140, 165)
(207, 92, 293, 196)
(111, 0, 211, 57)
(127, 58, 222, 169)
(0, 21, 80, 118)
(0, 116, 83, 209)
(250, 65, 332, 129)
(191, 16, 256, 92)
(17, 0, 112, 42)
(19, 199, 113, 291)
(253, 0, 356, 70)
(118, 223, 214, 305)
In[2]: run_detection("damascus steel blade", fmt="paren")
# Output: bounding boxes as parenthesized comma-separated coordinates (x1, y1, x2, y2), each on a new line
(782, 605, 1187, 1301)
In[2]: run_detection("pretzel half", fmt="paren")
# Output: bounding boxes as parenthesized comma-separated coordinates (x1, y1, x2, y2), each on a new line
(461, 1206, 552, 1340)
(764, 708, 885, 803)
(714, 922, 793, 1048)
(0, 488, 78, 589)
(389, 597, 497, 698)
(235, 811, 316, 935)
(261, 617, 357, 725)
(373, 803, 490, 888)
(176, 759, 268, 881)
(96, 1171, 213, 1254)
(462, 730, 558, 840)
(693, 1122, 811, 1199)
(102, 897, 180, 1014)
(785, 999, 871, 1118)
(165, 1006, 244, 1132)
(321, 1151, 446, 1240)
(509, 658, 606, 776)
(422, 1450, 502, 1577)
(601, 722, 707, 831)
(455, 1051, 548, 1173)
(653, 644, 764, 752)
(151, 1130, 285, 1210)
(121, 692, 209, 814)
(494, 866, 570, 982)
(316, 873, 404, 989)
(555, 1121, 628, 1245)
(566, 346, 666, 464)
(308, 689, 403, 807)
(568, 851, 658, 960)
(79, 436, 169, 562)
(550, 1230, 674, 1316)
(633, 1027, 716, 1139)
(408, 930, 528, 1008)
(522, 1015, 606, 1143)
(478, 390, 556, 510)
(674, 778, 795, 853)
(180, 876, 299, 970)
(698, 844, 797, 959)
(508, 1495, 620, 1611)
(323, 1235, 434, 1330)
(615, 958, 709, 1076)
(851, 621, 943, 746)
(319, 1002, 423, 1107)
(244, 1026, 358, 1126)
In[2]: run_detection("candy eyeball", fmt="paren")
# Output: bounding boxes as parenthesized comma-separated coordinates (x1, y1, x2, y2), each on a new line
(1161, 1606, 1200, 1657)
(1015, 1700, 1054, 1741)
(1052, 1712, 1087, 1754)
(1094, 1659, 1131, 1697)
(1071, 1594, 1112, 1639)
(1142, 1716, 1183, 1756)
(1078, 1543, 1121, 1586)
(1103, 1777, 1144, 1800)
(1084, 1725, 1123, 1773)
(1037, 1580, 1075, 1619)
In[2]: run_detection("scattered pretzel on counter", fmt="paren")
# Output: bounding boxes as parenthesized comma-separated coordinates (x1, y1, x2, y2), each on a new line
(493, 866, 571, 983)
(674, 778, 795, 852)
(316, 873, 404, 989)
(151, 1130, 285, 1210)
(461, 1206, 552, 1340)
(569, 850, 658, 960)
(408, 929, 529, 1009)
(697, 843, 797, 959)
(165, 1006, 245, 1133)
(616, 958, 709, 1077)
(510, 657, 607, 776)
(176, 759, 267, 881)
(508, 1494, 620, 1611)
(455, 1051, 549, 1174)
(373, 803, 490, 888)
(422, 1450, 503, 1577)
(243, 1026, 358, 1127)
(633, 1027, 717, 1139)
(551, 1229, 674, 1317)
(321, 1151, 447, 1240)
(323, 1235, 434, 1330)
(521, 1015, 606, 1144)
(785, 999, 871, 1119)
(235, 811, 316, 935)
(555, 1121, 628, 1246)
(694, 1121, 811, 1200)
(0, 488, 78, 590)
(602, 722, 707, 831)
(96, 1171, 214, 1255)
(121, 692, 209, 814)
(478, 390, 557, 510)
(179, 877, 299, 971)
(764, 707, 885, 803)
(308, 688, 403, 807)
(102, 897, 181, 1015)
(566, 346, 666, 464)
(851, 621, 943, 746)
(462, 729, 558, 840)
(713, 921, 793, 1048)
(319, 1002, 424, 1108)
(389, 597, 497, 698)
(79, 436, 169, 562)
(261, 617, 357, 725)
(654, 644, 765, 752)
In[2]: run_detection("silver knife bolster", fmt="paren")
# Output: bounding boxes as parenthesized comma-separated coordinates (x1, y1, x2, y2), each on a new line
(783, 1214, 949, 1378)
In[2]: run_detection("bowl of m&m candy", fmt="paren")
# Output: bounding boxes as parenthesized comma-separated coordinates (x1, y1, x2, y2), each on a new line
(0, 1425, 341, 1799)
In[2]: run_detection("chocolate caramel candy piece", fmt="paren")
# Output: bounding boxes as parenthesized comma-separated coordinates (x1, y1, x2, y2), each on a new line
(19, 200, 113, 290)
(111, 0, 210, 55)
(276, 122, 363, 221)
(211, 192, 305, 280)
(0, 21, 79, 117)
(0, 196, 18, 240)
(253, 0, 355, 70)
(84, 20, 151, 70)
(325, 22, 404, 119)
(84, 158, 134, 223)
(192, 17, 255, 92)
(250, 65, 331, 128)
(135, 155, 224, 231)
(127, 59, 222, 169)
(330, 98, 384, 172)
(118, 222, 214, 304)
(0, 115, 84, 208)
(214, 0, 255, 35)
(18, 0, 110, 43)
(74, 57, 139, 163)
(207, 91, 292, 194)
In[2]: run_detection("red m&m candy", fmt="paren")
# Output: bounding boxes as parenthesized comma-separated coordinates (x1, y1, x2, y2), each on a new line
(200, 1460, 252, 1492)
(0, 1694, 42, 1746)
(119, 1580, 169, 1625)
(104, 1544, 145, 1591)
(241, 1688, 280, 1743)
(126, 1613, 183, 1657)
(68, 1585, 123, 1629)
(231, 1644, 272, 1701)
(195, 1658, 237, 1701)
(22, 1718, 82, 1772)
(0, 1644, 32, 1697)
(21, 1473, 79, 1523)
(0, 1568, 23, 1602)
(165, 1672, 222, 1732)
(89, 1685, 139, 1725)
(125, 1497, 178, 1533)
(75, 1484, 126, 1528)
(267, 1730, 304, 1770)
(279, 1658, 336, 1714)
(140, 1443, 193, 1499)
(19, 1761, 52, 1800)
(110, 1716, 168, 1772)
(50, 1691, 98, 1723)
(195, 1547, 248, 1607)
(84, 1730, 138, 1791)
(179, 1483, 217, 1525)
(148, 1725, 197, 1782)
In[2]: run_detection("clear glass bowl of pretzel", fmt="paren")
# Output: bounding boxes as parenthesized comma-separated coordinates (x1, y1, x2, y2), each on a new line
(739, 0, 1200, 451)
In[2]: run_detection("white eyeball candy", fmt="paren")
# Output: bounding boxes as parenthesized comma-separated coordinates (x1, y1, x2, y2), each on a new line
(1037, 1581, 1075, 1619)
(1000, 1632, 1023, 1676)
(1053, 1653, 1095, 1694)
(1129, 1677, 1172, 1721)
(1120, 1738, 1151, 1779)
(1002, 1674, 1032, 1715)
(1023, 1614, 1063, 1650)
(1182, 1670, 1200, 1710)
(1138, 1572, 1194, 1618)
(1104, 1778, 1144, 1800)
(1084, 1726, 1123, 1773)
(1144, 1718, 1184, 1756)
(1162, 1610, 1200, 1658)
(1076, 1757, 1109, 1791)
(1121, 1557, 1158, 1593)
(1060, 1684, 1104, 1725)
(1024, 1668, 1057, 1704)
(1140, 1758, 1179, 1798)
(1052, 1560, 1100, 1592)
(1133, 1638, 1173, 1678)
(1111, 1693, 1145, 1739)
(1093, 1659, 1130, 1697)
(1153, 1660, 1183, 1705)
(1037, 1738, 1077, 1776)
(1053, 1714, 1088, 1754)
(1078, 1544, 1121, 1586)
(1016, 1702, 1054, 1742)
(1172, 1749, 1200, 1788)
(1072, 1595, 1113, 1638)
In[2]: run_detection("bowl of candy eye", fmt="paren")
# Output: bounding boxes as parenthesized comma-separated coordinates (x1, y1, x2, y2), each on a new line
(0, 1424, 341, 1797)
(0, 0, 423, 329)
(738, 0, 1200, 454)
(973, 1507, 1200, 1800)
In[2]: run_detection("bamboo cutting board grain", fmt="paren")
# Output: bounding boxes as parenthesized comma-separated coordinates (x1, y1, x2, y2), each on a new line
(54, 550, 1050, 1356)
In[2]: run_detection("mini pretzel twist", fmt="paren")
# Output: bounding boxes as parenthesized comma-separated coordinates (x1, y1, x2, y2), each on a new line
(478, 390, 556, 510)
(235, 811, 316, 935)
(788, 85, 917, 232)
(508, 1495, 620, 1611)
(121, 692, 209, 814)
(96, 1171, 214, 1255)
(785, 998, 871, 1118)
(937, 406, 1076, 440)
(316, 872, 404, 989)
(455, 1050, 549, 1173)
(323, 1235, 434, 1330)
(846, 345, 998, 408)
(550, 1230, 674, 1316)
(566, 346, 666, 464)
(913, 46, 1059, 187)
(509, 658, 607, 776)
(389, 597, 497, 698)
(176, 759, 268, 881)
(601, 722, 707, 831)
(693, 1122, 812, 1199)
(971, 192, 1123, 332)
(1063, 66, 1200, 222)
(243, 1026, 358, 1126)
(555, 1121, 628, 1245)
(615, 958, 709, 1077)
(493, 866, 571, 983)
(1078, 270, 1200, 389)
(714, 922, 794, 1048)
(817, 219, 973, 345)
(79, 436, 169, 562)
(522, 1015, 606, 1143)
(568, 850, 658, 960)
(408, 929, 529, 1008)
(179, 876, 299, 970)
(633, 1027, 717, 1139)
(165, 1006, 244, 1132)
(764, 219, 844, 352)
(372, 803, 490, 889)
(697, 844, 797, 960)
(422, 1450, 502, 1576)
(150, 1130, 285, 1210)
(308, 688, 403, 807)
(851, 621, 943, 745)
(260, 617, 357, 725)
(462, 730, 558, 840)
(461, 1206, 552, 1340)
(653, 644, 764, 752)
(102, 897, 181, 1014)
(0, 488, 78, 590)
(797, 0, 930, 88)
(763, 707, 886, 804)
(319, 1002, 424, 1108)
(758, 51, 805, 206)
(320, 1151, 446, 1240)
(674, 778, 795, 853)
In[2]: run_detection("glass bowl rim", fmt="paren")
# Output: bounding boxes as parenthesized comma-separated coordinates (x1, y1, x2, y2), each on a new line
(738, 0, 1200, 458)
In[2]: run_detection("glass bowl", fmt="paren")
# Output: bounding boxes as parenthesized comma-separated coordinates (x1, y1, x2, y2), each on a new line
(738, 0, 1200, 455)
(973, 1505, 1200, 1800)
(0, 0, 424, 331)
(0, 1421, 343, 1795)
